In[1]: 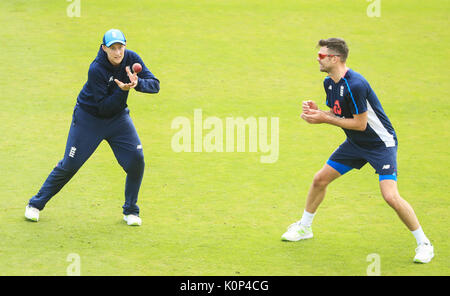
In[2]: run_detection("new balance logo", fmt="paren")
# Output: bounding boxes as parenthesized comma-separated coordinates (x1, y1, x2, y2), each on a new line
(382, 164, 390, 170)
(328, 85, 332, 90)
(109, 76, 114, 82)
(69, 146, 77, 158)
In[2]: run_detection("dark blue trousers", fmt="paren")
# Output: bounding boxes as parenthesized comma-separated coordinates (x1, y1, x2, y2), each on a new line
(29, 104, 145, 215)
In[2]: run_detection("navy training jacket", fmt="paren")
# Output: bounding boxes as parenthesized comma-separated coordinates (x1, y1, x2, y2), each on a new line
(77, 46, 160, 118)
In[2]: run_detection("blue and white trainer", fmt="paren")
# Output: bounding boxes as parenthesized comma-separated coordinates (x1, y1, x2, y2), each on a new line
(414, 243, 434, 263)
(123, 214, 142, 226)
(25, 205, 40, 222)
(281, 221, 313, 241)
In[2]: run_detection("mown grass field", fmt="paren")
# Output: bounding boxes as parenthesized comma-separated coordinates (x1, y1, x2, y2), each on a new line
(0, 0, 448, 275)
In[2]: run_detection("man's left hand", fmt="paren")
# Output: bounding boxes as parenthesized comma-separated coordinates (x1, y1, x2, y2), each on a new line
(114, 66, 138, 91)
(301, 109, 329, 124)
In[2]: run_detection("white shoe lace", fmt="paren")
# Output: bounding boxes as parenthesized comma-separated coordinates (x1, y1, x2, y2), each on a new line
(415, 243, 432, 253)
(27, 206, 39, 215)
(287, 221, 301, 231)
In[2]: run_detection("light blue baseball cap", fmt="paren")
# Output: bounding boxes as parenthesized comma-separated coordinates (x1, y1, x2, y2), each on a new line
(102, 29, 126, 47)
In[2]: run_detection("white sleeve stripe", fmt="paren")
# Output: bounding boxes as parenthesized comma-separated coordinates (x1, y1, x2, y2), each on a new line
(366, 100, 396, 147)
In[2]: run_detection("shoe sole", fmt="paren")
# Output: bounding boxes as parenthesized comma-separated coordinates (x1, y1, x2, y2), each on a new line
(127, 222, 141, 226)
(281, 234, 313, 242)
(414, 254, 434, 264)
(25, 216, 38, 222)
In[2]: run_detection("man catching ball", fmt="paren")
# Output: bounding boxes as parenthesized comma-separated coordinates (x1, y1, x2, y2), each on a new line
(25, 29, 160, 226)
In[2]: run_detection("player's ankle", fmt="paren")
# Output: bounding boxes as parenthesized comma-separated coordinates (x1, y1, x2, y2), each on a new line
(299, 209, 315, 227)
(411, 226, 431, 245)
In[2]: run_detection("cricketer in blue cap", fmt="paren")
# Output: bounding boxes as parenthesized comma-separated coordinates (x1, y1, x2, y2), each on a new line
(26, 28, 160, 226)
(103, 28, 127, 47)
(101, 29, 127, 67)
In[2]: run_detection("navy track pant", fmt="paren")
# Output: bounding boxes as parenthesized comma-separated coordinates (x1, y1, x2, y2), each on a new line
(29, 104, 145, 215)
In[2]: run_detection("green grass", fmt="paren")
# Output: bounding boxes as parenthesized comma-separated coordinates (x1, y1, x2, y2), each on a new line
(0, 0, 449, 276)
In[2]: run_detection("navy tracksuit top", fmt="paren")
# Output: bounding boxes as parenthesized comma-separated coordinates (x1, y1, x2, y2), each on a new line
(29, 46, 159, 214)
(77, 45, 160, 118)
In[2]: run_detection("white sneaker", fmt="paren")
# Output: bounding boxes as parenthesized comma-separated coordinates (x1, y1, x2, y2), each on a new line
(25, 205, 39, 222)
(123, 214, 142, 226)
(414, 243, 434, 263)
(281, 221, 313, 241)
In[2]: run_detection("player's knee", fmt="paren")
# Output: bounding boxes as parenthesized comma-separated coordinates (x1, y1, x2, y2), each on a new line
(136, 153, 145, 171)
(382, 191, 401, 209)
(312, 172, 331, 188)
(123, 151, 145, 174)
(58, 158, 82, 174)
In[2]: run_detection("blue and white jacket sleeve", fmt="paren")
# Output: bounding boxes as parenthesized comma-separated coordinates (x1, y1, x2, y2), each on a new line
(133, 54, 160, 94)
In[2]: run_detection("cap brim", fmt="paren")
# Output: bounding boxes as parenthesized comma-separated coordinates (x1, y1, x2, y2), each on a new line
(105, 40, 126, 47)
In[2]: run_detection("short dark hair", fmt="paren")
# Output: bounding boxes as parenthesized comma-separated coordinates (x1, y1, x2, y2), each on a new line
(317, 38, 349, 62)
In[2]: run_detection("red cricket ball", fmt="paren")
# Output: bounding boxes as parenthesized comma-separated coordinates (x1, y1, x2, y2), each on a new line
(132, 63, 142, 74)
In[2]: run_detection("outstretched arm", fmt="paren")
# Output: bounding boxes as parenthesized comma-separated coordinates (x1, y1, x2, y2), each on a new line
(114, 62, 160, 94)
(323, 109, 367, 131)
(134, 55, 160, 93)
(135, 69, 160, 94)
(301, 100, 367, 131)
